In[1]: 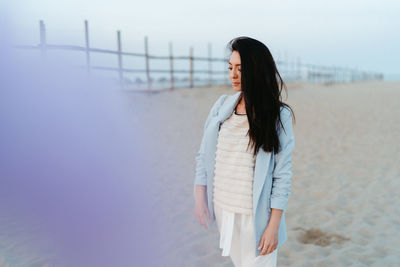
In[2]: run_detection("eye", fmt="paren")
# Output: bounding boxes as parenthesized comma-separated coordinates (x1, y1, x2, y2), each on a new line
(228, 67, 232, 70)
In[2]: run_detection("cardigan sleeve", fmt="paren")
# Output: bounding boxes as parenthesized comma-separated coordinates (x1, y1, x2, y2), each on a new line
(270, 106, 295, 211)
(194, 94, 228, 186)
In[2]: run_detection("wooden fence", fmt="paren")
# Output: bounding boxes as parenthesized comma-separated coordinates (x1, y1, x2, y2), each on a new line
(14, 20, 384, 91)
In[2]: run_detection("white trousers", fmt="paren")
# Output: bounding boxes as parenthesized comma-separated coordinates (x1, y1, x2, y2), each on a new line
(214, 204, 278, 267)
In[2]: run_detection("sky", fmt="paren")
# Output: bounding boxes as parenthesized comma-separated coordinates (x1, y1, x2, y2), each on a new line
(4, 0, 400, 80)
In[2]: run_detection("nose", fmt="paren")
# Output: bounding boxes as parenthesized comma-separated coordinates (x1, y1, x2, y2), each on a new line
(231, 69, 239, 78)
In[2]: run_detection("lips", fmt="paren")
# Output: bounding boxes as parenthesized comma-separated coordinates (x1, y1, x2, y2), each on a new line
(233, 83, 240, 86)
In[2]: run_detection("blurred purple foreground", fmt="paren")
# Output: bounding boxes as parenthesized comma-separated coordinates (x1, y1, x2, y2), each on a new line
(0, 30, 167, 266)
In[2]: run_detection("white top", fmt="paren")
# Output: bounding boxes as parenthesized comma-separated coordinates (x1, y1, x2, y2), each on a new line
(212, 110, 256, 215)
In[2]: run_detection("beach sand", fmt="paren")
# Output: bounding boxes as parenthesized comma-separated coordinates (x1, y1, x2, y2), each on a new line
(1, 81, 399, 266)
(125, 80, 400, 266)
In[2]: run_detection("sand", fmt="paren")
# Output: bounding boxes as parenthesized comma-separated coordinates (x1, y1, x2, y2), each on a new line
(124, 80, 400, 266)
(1, 80, 399, 266)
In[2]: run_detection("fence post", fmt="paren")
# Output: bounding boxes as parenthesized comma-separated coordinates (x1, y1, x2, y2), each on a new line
(117, 30, 124, 89)
(340, 67, 344, 83)
(335, 66, 339, 83)
(189, 46, 193, 88)
(284, 50, 288, 80)
(39, 20, 47, 60)
(224, 47, 228, 86)
(293, 57, 296, 81)
(296, 56, 301, 82)
(144, 36, 150, 90)
(84, 20, 91, 74)
(311, 64, 314, 83)
(169, 42, 174, 90)
(208, 43, 212, 86)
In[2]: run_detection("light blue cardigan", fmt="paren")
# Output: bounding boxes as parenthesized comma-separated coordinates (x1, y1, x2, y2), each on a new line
(193, 91, 295, 257)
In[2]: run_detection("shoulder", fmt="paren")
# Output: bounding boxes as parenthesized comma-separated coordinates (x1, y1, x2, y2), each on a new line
(209, 94, 229, 114)
(279, 105, 293, 124)
(216, 93, 229, 105)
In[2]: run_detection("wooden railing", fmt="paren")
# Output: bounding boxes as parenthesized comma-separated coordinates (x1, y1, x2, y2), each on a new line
(14, 20, 384, 91)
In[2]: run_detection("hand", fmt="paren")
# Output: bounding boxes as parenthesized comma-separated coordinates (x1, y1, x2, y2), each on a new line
(194, 186, 211, 229)
(257, 225, 278, 255)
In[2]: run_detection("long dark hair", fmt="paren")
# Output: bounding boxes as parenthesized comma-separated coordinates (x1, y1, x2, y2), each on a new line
(226, 36, 295, 157)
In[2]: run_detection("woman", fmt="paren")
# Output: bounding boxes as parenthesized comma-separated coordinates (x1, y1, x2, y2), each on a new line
(193, 37, 295, 267)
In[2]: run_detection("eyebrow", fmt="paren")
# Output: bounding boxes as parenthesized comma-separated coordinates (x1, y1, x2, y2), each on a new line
(228, 62, 241, 66)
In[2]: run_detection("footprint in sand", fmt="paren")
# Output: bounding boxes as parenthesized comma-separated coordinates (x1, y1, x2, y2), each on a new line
(293, 227, 350, 246)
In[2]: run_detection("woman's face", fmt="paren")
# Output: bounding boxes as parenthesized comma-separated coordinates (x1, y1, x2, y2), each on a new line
(229, 51, 242, 92)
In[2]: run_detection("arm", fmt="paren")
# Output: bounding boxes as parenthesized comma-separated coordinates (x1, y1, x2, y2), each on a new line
(194, 94, 228, 187)
(258, 107, 296, 255)
(270, 107, 295, 212)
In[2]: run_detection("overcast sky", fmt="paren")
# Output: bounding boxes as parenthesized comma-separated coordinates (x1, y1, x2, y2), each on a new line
(5, 0, 400, 79)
